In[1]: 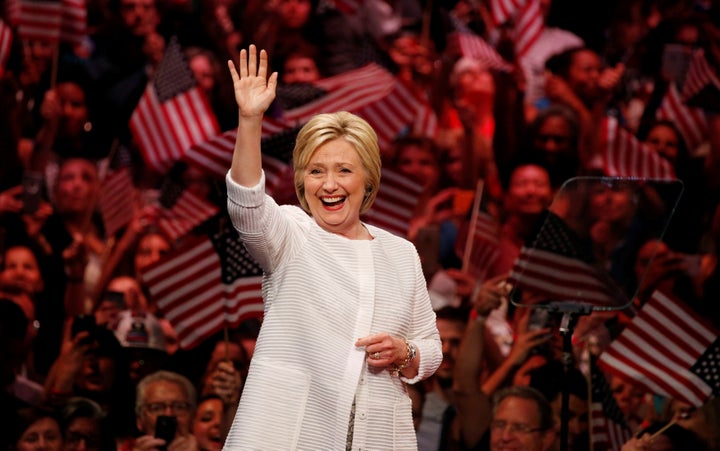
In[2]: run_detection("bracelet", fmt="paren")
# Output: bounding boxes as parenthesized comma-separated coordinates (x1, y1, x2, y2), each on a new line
(392, 338, 416, 376)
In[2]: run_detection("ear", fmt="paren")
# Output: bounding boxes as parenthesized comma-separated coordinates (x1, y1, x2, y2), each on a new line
(541, 428, 557, 451)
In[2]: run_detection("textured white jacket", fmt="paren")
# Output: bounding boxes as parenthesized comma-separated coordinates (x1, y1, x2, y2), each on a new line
(224, 172, 442, 450)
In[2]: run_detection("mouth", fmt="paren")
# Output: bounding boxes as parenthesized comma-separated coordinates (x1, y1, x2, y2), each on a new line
(321, 196, 346, 209)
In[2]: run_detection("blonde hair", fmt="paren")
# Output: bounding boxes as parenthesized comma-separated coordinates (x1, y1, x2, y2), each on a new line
(293, 111, 381, 215)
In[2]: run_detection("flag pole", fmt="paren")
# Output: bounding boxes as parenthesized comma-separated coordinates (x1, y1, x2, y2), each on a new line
(462, 179, 485, 272)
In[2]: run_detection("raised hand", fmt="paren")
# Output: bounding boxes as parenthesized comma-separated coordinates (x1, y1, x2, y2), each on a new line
(228, 45, 278, 118)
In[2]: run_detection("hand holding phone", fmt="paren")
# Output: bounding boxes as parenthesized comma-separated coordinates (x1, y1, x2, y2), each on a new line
(155, 415, 177, 450)
(71, 314, 96, 338)
(21, 172, 44, 215)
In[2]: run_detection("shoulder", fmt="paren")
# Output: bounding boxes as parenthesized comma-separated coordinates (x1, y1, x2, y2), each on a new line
(367, 225, 419, 254)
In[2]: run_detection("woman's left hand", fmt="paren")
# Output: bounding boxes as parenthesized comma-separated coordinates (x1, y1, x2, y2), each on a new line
(356, 333, 407, 369)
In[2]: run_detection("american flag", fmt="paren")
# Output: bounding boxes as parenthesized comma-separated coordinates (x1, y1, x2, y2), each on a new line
(97, 166, 136, 237)
(513, 0, 543, 59)
(600, 117, 676, 180)
(17, 0, 86, 44)
(681, 48, 720, 113)
(598, 290, 720, 407)
(182, 125, 298, 203)
(488, 0, 543, 60)
(141, 221, 264, 349)
(361, 168, 423, 237)
(590, 356, 634, 451)
(489, 0, 524, 25)
(508, 210, 626, 307)
(154, 182, 219, 243)
(0, 19, 12, 77)
(457, 210, 501, 278)
(273, 63, 421, 151)
(447, 13, 513, 72)
(656, 83, 708, 153)
(130, 36, 219, 173)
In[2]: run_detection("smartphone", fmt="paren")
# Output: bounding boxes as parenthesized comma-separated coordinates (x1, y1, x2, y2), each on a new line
(71, 314, 96, 338)
(102, 290, 127, 310)
(21, 171, 44, 214)
(155, 415, 177, 449)
(661, 43, 692, 86)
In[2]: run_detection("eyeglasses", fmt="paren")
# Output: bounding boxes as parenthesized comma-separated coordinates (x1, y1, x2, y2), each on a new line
(490, 420, 545, 434)
(144, 401, 192, 416)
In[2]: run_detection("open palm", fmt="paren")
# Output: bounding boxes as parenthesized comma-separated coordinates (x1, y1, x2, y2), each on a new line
(228, 44, 278, 118)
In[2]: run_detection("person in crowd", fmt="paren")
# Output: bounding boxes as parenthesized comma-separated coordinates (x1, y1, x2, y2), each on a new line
(186, 46, 237, 132)
(125, 370, 199, 451)
(664, 397, 720, 450)
(43, 322, 136, 440)
(416, 306, 468, 451)
(543, 46, 625, 168)
(622, 422, 710, 451)
(489, 386, 557, 451)
(0, 299, 33, 448)
(192, 393, 225, 451)
(223, 45, 441, 449)
(59, 396, 112, 451)
(519, 0, 585, 122)
(609, 374, 653, 434)
(520, 104, 582, 190)
(528, 361, 589, 451)
(11, 406, 64, 451)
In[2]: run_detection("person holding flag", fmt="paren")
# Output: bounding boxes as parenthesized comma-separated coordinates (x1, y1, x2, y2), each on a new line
(223, 45, 442, 449)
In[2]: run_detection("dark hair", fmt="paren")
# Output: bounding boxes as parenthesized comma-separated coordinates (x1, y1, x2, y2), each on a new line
(545, 46, 586, 78)
(492, 386, 555, 432)
(528, 359, 588, 402)
(10, 406, 62, 445)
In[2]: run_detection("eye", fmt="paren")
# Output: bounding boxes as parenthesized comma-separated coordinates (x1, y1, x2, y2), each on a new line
(340, 168, 352, 173)
(308, 168, 321, 175)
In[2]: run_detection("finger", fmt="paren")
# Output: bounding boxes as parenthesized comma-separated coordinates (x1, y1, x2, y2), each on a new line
(248, 44, 257, 76)
(239, 48, 248, 78)
(267, 71, 279, 93)
(227, 59, 239, 85)
(258, 48, 268, 79)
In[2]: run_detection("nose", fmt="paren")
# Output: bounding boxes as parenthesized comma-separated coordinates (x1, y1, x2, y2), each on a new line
(322, 173, 338, 191)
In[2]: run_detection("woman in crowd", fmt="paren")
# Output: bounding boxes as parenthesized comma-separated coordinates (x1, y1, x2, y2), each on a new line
(223, 45, 441, 449)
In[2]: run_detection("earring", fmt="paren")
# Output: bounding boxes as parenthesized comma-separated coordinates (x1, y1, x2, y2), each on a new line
(83, 121, 92, 132)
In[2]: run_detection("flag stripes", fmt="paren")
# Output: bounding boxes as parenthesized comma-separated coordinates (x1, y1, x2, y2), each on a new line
(598, 290, 719, 407)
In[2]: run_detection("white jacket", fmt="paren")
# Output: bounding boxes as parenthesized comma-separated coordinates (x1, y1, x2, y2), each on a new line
(224, 172, 442, 450)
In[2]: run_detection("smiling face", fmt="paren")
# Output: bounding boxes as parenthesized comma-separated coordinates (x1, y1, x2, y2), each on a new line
(2, 246, 43, 294)
(303, 139, 368, 238)
(192, 397, 224, 450)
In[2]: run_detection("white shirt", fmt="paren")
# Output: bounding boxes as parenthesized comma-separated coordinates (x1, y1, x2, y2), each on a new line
(224, 171, 442, 450)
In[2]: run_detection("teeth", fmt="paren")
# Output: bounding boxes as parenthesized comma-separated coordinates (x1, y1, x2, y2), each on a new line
(323, 196, 344, 203)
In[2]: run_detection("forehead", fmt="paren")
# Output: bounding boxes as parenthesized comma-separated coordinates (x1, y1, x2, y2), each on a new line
(510, 165, 549, 183)
(59, 159, 98, 175)
(538, 116, 571, 134)
(495, 396, 541, 424)
(310, 139, 360, 163)
(5, 246, 38, 264)
(146, 380, 186, 400)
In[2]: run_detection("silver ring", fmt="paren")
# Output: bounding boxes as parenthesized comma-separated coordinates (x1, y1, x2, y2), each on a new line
(371, 352, 381, 360)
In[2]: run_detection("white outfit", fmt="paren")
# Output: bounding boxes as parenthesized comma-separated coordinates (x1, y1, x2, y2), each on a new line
(224, 171, 442, 451)
(521, 28, 585, 106)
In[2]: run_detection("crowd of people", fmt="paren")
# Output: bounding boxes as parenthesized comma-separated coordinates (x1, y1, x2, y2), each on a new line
(1, 0, 720, 449)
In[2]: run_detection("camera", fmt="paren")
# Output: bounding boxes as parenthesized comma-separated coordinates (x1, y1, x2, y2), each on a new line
(71, 314, 97, 338)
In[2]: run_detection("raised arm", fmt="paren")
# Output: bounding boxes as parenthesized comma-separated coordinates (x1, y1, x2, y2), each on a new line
(227, 45, 278, 187)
